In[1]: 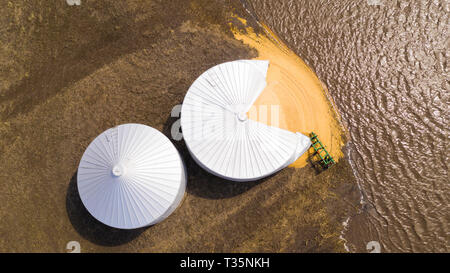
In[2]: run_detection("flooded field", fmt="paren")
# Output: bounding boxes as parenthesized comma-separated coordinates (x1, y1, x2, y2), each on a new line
(245, 0, 448, 252)
(2, 0, 446, 253)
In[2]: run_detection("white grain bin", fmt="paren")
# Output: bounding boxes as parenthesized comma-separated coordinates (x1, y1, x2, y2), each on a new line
(77, 123, 186, 229)
(180, 60, 311, 182)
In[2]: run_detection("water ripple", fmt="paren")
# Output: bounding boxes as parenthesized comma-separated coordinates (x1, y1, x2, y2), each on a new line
(247, 0, 449, 252)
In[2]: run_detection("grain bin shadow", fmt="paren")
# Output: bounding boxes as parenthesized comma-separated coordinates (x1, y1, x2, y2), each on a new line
(163, 115, 264, 199)
(66, 172, 147, 246)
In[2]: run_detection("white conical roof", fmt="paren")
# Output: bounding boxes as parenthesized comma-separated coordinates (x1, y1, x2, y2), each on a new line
(77, 123, 186, 229)
(181, 60, 311, 182)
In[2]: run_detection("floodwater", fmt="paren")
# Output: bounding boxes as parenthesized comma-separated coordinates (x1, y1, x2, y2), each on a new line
(245, 0, 449, 252)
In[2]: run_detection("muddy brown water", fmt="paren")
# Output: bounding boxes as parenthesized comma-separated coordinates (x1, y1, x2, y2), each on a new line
(245, 0, 449, 252)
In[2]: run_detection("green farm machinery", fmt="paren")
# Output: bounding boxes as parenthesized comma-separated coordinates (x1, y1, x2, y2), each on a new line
(309, 132, 335, 169)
